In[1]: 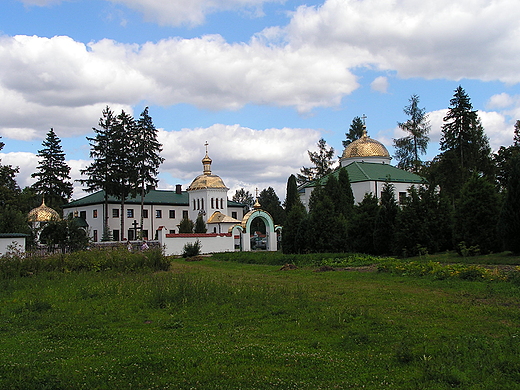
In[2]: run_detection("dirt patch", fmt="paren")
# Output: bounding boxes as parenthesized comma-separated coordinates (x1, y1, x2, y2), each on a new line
(279, 263, 298, 271)
(314, 265, 336, 272)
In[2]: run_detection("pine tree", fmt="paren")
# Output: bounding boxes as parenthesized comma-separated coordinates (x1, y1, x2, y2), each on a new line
(349, 193, 379, 254)
(494, 120, 520, 191)
(134, 107, 164, 236)
(178, 218, 194, 233)
(393, 94, 430, 172)
(258, 187, 285, 226)
(343, 116, 365, 148)
(31, 128, 73, 211)
(297, 138, 335, 185)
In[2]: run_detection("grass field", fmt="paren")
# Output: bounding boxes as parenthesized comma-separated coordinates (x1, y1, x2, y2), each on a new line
(1, 251, 520, 389)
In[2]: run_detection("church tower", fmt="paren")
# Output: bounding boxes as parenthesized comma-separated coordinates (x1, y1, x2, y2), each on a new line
(187, 143, 229, 223)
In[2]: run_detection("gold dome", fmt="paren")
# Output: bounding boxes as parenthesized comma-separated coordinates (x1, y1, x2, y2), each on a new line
(342, 129, 390, 159)
(28, 199, 60, 222)
(187, 146, 228, 191)
(188, 174, 227, 191)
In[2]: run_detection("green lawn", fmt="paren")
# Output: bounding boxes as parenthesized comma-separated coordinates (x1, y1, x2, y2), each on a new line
(1, 255, 520, 389)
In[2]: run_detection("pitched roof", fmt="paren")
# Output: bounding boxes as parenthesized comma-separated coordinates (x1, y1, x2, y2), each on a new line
(301, 162, 425, 189)
(64, 190, 246, 208)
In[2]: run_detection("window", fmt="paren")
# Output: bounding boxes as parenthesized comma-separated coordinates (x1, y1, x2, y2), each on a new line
(169, 210, 175, 219)
(113, 230, 120, 241)
(142, 230, 148, 240)
(80, 211, 86, 220)
(156, 210, 162, 218)
(143, 209, 148, 218)
(93, 230, 98, 242)
(211, 198, 214, 209)
(128, 229, 135, 241)
(201, 198, 204, 210)
(398, 192, 407, 204)
(169, 230, 175, 234)
(93, 209, 98, 218)
(182, 210, 188, 219)
(127, 209, 134, 218)
(112, 209, 119, 218)
(232, 211, 237, 219)
(193, 200, 196, 210)
(197, 199, 200, 210)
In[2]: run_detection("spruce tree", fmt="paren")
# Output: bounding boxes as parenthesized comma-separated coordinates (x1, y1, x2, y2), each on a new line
(453, 174, 500, 254)
(134, 107, 164, 236)
(373, 183, 398, 255)
(498, 154, 520, 253)
(342, 116, 365, 148)
(297, 138, 335, 185)
(194, 214, 207, 233)
(258, 187, 286, 226)
(393, 94, 430, 172)
(31, 128, 73, 211)
(349, 193, 379, 254)
(80, 106, 118, 237)
(282, 174, 307, 254)
(178, 218, 194, 233)
(232, 188, 254, 211)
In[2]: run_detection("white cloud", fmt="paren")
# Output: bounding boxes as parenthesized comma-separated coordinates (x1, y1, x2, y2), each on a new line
(370, 76, 388, 93)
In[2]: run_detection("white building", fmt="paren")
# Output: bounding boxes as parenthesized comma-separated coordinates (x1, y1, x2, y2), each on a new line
(63, 150, 246, 242)
(299, 127, 425, 208)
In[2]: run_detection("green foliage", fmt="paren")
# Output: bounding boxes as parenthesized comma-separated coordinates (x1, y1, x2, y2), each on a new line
(349, 193, 379, 254)
(39, 216, 90, 253)
(232, 188, 254, 211)
(178, 217, 194, 233)
(373, 182, 398, 255)
(31, 128, 73, 210)
(498, 153, 520, 254)
(393, 94, 430, 172)
(194, 215, 207, 233)
(297, 138, 335, 185)
(342, 116, 365, 148)
(453, 174, 500, 254)
(182, 239, 202, 258)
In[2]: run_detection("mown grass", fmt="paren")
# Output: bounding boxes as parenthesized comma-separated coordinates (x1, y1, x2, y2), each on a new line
(1, 251, 520, 388)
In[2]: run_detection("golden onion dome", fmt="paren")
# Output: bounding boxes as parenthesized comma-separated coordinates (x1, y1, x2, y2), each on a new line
(187, 148, 228, 191)
(342, 128, 390, 159)
(28, 199, 60, 222)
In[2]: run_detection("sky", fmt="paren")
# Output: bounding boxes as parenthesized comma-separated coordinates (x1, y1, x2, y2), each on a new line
(1, 0, 520, 202)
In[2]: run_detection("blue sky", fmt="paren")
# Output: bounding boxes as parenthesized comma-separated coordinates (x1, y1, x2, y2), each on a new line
(1, 0, 520, 200)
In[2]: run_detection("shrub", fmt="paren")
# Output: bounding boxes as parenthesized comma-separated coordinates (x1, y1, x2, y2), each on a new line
(182, 240, 202, 258)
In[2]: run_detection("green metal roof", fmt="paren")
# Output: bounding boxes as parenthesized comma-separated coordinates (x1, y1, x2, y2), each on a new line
(64, 190, 246, 208)
(302, 162, 425, 189)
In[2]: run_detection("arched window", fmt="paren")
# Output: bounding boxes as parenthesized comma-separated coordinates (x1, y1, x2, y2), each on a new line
(211, 198, 214, 209)
(201, 198, 204, 210)
(197, 199, 200, 210)
(193, 200, 196, 210)
(221, 198, 224, 209)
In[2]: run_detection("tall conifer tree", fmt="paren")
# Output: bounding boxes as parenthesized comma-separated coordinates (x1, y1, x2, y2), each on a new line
(31, 128, 73, 211)
(343, 116, 365, 148)
(297, 138, 335, 185)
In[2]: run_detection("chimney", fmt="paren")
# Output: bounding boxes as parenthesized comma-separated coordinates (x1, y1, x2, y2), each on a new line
(175, 184, 182, 194)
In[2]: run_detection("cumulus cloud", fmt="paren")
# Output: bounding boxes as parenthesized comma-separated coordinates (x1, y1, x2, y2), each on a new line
(370, 76, 389, 93)
(157, 124, 320, 199)
(285, 0, 520, 83)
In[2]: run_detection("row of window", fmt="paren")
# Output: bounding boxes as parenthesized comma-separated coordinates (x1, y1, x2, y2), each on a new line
(106, 209, 188, 219)
(193, 197, 225, 211)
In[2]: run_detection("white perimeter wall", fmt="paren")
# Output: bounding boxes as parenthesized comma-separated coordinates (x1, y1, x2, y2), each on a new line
(158, 230, 236, 256)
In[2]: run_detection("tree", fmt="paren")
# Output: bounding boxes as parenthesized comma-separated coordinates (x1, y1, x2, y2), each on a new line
(393, 94, 430, 172)
(232, 188, 254, 211)
(343, 116, 365, 148)
(282, 174, 307, 254)
(498, 154, 520, 253)
(111, 110, 136, 240)
(297, 138, 336, 185)
(494, 120, 520, 191)
(373, 183, 399, 255)
(31, 128, 73, 211)
(134, 107, 164, 236)
(80, 106, 118, 238)
(453, 174, 500, 254)
(194, 214, 207, 233)
(349, 193, 379, 254)
(39, 216, 89, 253)
(178, 218, 194, 233)
(258, 187, 285, 226)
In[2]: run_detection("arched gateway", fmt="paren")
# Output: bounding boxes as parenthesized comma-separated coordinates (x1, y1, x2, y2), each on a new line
(230, 201, 281, 252)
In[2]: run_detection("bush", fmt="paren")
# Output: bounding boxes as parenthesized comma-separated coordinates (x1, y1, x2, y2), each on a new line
(182, 240, 202, 258)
